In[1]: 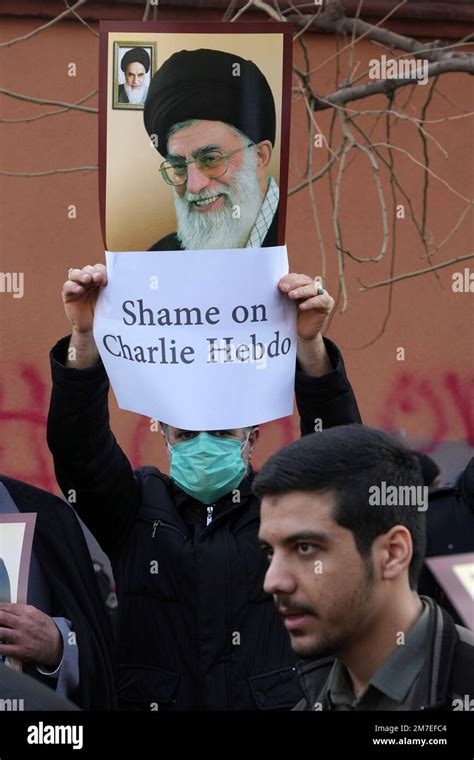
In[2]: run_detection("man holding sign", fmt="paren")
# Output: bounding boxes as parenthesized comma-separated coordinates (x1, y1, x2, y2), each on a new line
(47, 262, 360, 710)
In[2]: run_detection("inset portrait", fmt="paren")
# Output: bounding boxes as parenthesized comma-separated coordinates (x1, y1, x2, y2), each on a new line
(113, 43, 155, 110)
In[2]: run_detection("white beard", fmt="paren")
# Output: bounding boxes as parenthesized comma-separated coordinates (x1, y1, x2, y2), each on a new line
(173, 148, 263, 250)
(124, 82, 148, 105)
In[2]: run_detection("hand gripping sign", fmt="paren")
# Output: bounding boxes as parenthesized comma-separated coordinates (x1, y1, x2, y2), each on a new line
(94, 246, 296, 430)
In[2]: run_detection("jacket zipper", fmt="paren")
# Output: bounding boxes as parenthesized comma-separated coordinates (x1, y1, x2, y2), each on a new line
(151, 519, 187, 540)
(206, 505, 214, 526)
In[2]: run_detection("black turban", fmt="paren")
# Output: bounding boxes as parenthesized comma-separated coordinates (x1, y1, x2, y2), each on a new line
(121, 47, 150, 74)
(143, 48, 276, 154)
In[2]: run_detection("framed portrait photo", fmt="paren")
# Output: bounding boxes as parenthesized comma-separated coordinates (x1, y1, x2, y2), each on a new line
(100, 21, 292, 252)
(112, 41, 156, 110)
(0, 512, 36, 670)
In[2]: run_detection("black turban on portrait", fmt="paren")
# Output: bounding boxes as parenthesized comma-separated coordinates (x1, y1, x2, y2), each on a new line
(143, 48, 276, 154)
(121, 47, 151, 74)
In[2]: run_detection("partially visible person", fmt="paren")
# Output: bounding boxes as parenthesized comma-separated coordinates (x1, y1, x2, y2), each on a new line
(0, 663, 79, 711)
(412, 451, 441, 490)
(255, 426, 474, 711)
(0, 476, 117, 710)
(419, 458, 474, 624)
(119, 47, 150, 105)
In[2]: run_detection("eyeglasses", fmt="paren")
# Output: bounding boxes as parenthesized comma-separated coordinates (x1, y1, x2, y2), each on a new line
(160, 143, 254, 186)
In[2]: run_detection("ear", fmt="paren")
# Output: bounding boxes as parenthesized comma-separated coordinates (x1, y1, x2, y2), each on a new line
(249, 426, 260, 451)
(255, 140, 272, 170)
(246, 427, 260, 462)
(375, 526, 413, 583)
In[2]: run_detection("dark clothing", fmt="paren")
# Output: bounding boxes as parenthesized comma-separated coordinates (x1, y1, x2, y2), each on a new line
(47, 336, 361, 711)
(118, 84, 129, 104)
(293, 597, 474, 711)
(148, 202, 279, 251)
(0, 664, 80, 711)
(419, 459, 474, 622)
(0, 476, 117, 710)
(310, 602, 430, 711)
(0, 558, 10, 603)
(425, 459, 474, 555)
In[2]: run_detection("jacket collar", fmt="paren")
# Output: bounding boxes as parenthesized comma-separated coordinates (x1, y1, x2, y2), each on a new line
(296, 597, 459, 711)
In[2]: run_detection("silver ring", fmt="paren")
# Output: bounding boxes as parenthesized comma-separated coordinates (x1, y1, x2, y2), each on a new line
(314, 279, 324, 296)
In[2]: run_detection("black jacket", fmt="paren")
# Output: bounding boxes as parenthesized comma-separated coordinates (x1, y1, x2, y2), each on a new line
(293, 597, 474, 711)
(0, 664, 79, 711)
(419, 459, 474, 623)
(0, 476, 117, 710)
(47, 336, 361, 710)
(148, 202, 279, 251)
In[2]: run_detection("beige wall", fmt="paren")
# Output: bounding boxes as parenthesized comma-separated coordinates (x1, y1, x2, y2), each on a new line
(105, 31, 283, 251)
(0, 16, 472, 495)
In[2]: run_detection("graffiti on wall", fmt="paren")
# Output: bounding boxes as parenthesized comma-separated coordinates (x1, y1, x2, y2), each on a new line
(1, 364, 472, 491)
(379, 372, 474, 452)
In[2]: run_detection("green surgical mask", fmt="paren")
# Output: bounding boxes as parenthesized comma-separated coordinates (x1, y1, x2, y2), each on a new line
(168, 432, 249, 505)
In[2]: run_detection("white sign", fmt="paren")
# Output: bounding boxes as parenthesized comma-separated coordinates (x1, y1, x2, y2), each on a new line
(453, 562, 474, 599)
(93, 247, 297, 430)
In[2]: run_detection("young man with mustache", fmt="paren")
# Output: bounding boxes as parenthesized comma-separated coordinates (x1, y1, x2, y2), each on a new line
(255, 425, 474, 711)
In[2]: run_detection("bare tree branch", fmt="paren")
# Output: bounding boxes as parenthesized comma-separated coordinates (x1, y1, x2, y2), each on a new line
(64, 0, 98, 36)
(312, 59, 474, 112)
(252, 0, 285, 22)
(353, 101, 398, 348)
(359, 254, 474, 291)
(288, 145, 342, 195)
(371, 142, 472, 203)
(0, 89, 97, 113)
(143, 0, 152, 21)
(0, 0, 87, 48)
(423, 204, 474, 259)
(0, 167, 97, 177)
(231, 0, 255, 22)
(0, 90, 97, 123)
(308, 0, 409, 77)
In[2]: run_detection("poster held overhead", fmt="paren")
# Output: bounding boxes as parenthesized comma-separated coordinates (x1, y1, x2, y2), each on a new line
(96, 21, 295, 429)
(99, 21, 293, 252)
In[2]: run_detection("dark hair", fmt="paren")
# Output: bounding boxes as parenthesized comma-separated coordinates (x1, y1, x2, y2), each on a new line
(253, 425, 426, 590)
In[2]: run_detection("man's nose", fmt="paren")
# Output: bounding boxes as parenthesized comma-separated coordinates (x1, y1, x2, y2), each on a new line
(263, 554, 297, 596)
(186, 161, 211, 195)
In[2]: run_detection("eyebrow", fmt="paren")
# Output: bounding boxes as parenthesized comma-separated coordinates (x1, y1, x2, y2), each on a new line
(167, 144, 222, 161)
(259, 531, 330, 548)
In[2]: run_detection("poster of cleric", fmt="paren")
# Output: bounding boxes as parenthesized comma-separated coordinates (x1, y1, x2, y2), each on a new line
(99, 21, 292, 252)
(96, 21, 295, 429)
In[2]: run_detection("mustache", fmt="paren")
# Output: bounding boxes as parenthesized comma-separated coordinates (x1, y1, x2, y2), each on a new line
(184, 187, 231, 204)
(275, 597, 317, 618)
